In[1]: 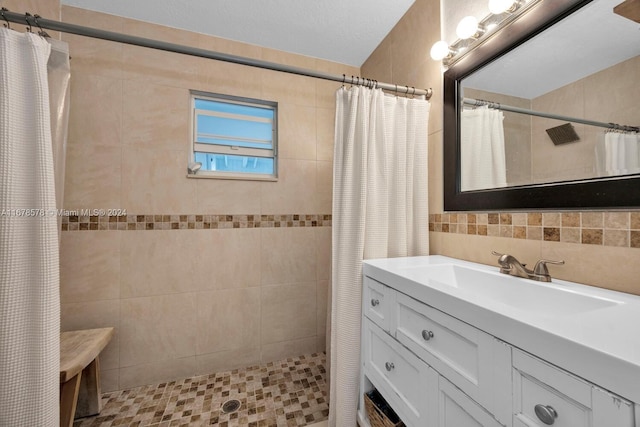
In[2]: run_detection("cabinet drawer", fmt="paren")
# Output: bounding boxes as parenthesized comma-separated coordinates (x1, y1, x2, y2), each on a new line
(363, 276, 394, 332)
(362, 318, 435, 427)
(394, 292, 511, 422)
(513, 349, 634, 427)
(437, 376, 503, 427)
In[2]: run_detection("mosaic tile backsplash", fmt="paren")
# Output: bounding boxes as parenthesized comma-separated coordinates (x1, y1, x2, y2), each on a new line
(61, 214, 332, 231)
(429, 211, 640, 249)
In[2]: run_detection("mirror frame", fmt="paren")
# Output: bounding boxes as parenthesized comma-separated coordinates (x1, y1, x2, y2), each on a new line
(443, 0, 640, 211)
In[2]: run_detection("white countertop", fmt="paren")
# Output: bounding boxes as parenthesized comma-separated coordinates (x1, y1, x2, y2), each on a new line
(363, 255, 640, 403)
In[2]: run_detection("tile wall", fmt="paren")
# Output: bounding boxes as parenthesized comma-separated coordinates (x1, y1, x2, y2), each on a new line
(58, 6, 356, 391)
(362, 0, 640, 296)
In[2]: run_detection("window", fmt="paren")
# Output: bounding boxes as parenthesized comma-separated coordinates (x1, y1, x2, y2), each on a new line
(190, 91, 277, 180)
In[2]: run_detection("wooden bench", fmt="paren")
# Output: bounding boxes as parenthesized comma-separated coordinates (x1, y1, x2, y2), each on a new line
(60, 327, 114, 427)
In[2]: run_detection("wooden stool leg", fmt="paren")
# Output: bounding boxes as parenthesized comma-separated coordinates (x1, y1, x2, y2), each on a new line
(60, 372, 82, 427)
(75, 356, 102, 418)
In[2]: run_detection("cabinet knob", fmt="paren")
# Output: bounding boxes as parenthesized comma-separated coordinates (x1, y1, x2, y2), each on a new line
(385, 362, 395, 372)
(422, 330, 434, 341)
(371, 299, 380, 307)
(534, 404, 558, 425)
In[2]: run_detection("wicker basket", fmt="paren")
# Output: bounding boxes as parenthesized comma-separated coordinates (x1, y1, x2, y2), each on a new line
(364, 391, 405, 427)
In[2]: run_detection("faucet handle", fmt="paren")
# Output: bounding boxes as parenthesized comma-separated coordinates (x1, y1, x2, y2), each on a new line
(491, 251, 504, 257)
(533, 259, 565, 277)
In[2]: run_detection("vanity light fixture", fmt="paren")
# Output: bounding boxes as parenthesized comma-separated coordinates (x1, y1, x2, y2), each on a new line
(456, 16, 484, 39)
(431, 0, 537, 66)
(488, 0, 519, 14)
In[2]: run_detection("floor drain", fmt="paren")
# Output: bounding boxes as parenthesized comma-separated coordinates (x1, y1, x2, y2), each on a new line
(221, 399, 241, 414)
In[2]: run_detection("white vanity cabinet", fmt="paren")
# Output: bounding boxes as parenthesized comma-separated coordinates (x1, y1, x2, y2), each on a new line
(359, 257, 639, 427)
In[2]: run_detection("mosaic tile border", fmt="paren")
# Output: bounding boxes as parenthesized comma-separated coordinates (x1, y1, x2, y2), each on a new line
(429, 211, 640, 249)
(61, 214, 332, 231)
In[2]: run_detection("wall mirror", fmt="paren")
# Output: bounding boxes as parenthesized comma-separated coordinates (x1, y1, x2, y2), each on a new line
(444, 0, 640, 211)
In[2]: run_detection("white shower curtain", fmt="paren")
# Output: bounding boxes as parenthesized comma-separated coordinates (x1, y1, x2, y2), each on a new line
(328, 86, 430, 426)
(460, 106, 507, 191)
(0, 29, 60, 426)
(595, 131, 640, 176)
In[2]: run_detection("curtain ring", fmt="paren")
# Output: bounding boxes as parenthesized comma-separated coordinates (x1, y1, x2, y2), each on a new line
(405, 86, 409, 95)
(1, 8, 11, 29)
(33, 14, 49, 37)
(24, 12, 33, 32)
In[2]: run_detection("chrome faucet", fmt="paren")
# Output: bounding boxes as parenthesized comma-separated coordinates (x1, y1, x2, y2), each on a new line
(491, 251, 564, 282)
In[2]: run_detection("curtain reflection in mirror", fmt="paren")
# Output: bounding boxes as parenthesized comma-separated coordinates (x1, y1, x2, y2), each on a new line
(595, 130, 640, 177)
(461, 106, 507, 191)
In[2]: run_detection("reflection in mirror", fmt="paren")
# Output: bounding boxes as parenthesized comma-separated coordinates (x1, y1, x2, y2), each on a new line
(458, 0, 639, 192)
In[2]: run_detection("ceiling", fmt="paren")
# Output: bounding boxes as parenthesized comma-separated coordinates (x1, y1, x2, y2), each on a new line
(60, 0, 416, 67)
(462, 0, 640, 99)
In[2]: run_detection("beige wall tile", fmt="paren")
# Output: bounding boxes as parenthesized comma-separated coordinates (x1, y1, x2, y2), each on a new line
(120, 230, 195, 298)
(261, 70, 316, 107)
(428, 131, 444, 214)
(196, 288, 261, 354)
(195, 347, 261, 376)
(121, 147, 198, 213)
(62, 8, 124, 79)
(60, 231, 120, 303)
(119, 357, 197, 390)
(317, 161, 333, 214)
(120, 19, 200, 88)
(317, 280, 329, 336)
(197, 60, 264, 99)
(278, 103, 317, 160)
(190, 229, 262, 291)
(604, 212, 629, 229)
(316, 107, 335, 161)
(261, 159, 317, 214)
(63, 145, 122, 211)
(541, 242, 640, 295)
(122, 228, 261, 297)
(68, 74, 122, 148)
(261, 228, 317, 285)
(8, 0, 59, 21)
(121, 81, 189, 149)
(316, 227, 332, 281)
(100, 369, 119, 393)
(261, 283, 316, 345)
(120, 294, 196, 367)
(195, 178, 262, 214)
(261, 337, 317, 364)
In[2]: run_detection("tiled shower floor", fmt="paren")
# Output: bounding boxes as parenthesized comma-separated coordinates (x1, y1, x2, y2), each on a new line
(74, 353, 329, 427)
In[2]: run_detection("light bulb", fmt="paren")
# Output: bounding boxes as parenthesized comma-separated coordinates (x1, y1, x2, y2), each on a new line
(430, 41, 450, 61)
(488, 0, 516, 14)
(456, 16, 479, 39)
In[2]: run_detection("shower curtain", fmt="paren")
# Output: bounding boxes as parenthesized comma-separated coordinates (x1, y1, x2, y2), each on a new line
(460, 106, 507, 191)
(595, 131, 640, 176)
(328, 86, 430, 426)
(0, 28, 68, 426)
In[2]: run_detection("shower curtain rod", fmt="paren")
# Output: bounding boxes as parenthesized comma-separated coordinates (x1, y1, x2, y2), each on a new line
(463, 98, 639, 132)
(1, 8, 432, 99)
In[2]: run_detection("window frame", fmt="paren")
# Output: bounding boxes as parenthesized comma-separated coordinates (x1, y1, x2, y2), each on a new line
(189, 90, 278, 181)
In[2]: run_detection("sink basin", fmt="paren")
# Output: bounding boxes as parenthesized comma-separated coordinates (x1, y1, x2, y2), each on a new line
(401, 264, 622, 316)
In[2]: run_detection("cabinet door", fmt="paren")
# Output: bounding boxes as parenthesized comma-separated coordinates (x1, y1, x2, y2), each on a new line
(513, 349, 635, 427)
(394, 291, 512, 423)
(437, 376, 503, 427)
(362, 318, 436, 427)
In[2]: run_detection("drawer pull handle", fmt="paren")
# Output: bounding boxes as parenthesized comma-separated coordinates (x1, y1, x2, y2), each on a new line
(534, 404, 558, 425)
(422, 330, 434, 341)
(371, 299, 380, 307)
(385, 362, 395, 372)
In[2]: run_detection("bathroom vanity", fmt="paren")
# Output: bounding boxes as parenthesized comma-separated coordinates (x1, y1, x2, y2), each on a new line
(358, 256, 640, 427)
